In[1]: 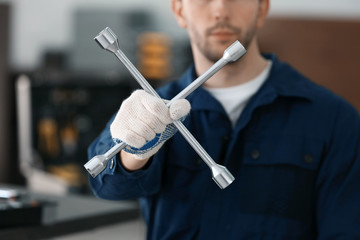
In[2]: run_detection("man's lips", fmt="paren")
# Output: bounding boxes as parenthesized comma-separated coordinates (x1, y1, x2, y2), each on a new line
(209, 30, 236, 40)
(211, 32, 234, 36)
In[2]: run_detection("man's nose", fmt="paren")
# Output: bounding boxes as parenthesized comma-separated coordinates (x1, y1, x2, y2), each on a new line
(212, 0, 231, 21)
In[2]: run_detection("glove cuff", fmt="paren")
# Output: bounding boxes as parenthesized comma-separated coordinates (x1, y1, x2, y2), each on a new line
(113, 123, 178, 159)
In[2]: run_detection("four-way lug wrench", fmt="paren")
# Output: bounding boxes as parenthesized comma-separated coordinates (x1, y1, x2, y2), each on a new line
(84, 27, 246, 189)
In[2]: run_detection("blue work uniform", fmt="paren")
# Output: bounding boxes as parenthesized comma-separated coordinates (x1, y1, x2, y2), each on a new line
(88, 54, 360, 239)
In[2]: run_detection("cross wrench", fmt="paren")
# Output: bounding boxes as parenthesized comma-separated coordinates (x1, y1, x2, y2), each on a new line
(84, 27, 246, 189)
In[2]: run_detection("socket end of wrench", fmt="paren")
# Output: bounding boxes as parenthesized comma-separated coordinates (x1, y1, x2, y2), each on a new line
(84, 155, 108, 178)
(211, 164, 235, 189)
(94, 27, 119, 54)
(223, 41, 247, 63)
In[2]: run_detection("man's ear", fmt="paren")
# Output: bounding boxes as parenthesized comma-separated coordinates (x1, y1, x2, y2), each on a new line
(256, 0, 270, 29)
(172, 0, 187, 29)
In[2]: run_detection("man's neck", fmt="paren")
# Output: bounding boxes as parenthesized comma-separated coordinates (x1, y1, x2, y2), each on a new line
(194, 39, 268, 89)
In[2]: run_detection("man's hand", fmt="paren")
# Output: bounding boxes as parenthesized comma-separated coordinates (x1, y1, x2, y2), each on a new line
(110, 90, 191, 161)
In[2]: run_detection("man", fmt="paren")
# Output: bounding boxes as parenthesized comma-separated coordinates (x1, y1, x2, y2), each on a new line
(88, 0, 360, 239)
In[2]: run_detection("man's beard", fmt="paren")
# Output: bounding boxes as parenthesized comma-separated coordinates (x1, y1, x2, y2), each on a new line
(190, 20, 257, 63)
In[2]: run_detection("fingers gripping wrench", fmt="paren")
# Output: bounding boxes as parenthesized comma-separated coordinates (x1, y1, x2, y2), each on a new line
(84, 27, 246, 189)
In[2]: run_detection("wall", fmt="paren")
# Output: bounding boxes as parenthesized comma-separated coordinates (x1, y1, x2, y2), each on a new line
(0, 0, 179, 70)
(0, 0, 359, 70)
(258, 18, 360, 113)
(269, 0, 360, 19)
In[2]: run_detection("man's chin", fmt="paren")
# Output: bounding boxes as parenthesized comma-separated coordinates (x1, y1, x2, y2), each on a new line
(203, 50, 225, 63)
(207, 43, 233, 60)
(199, 39, 237, 62)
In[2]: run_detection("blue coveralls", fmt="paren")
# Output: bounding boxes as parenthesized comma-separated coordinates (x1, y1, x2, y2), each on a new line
(88, 54, 360, 240)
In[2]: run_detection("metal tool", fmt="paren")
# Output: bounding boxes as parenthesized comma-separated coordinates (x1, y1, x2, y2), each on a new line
(85, 27, 246, 189)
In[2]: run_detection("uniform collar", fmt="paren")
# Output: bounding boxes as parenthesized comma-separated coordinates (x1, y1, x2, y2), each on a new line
(263, 54, 315, 101)
(178, 54, 315, 112)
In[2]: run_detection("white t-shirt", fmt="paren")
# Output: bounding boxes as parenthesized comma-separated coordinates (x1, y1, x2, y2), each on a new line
(204, 61, 272, 128)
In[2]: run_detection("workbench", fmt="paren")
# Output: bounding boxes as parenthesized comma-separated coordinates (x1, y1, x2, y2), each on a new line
(0, 186, 140, 240)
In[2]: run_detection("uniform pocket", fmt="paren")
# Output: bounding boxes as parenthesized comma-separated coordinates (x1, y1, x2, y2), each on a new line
(236, 134, 324, 224)
(243, 134, 323, 170)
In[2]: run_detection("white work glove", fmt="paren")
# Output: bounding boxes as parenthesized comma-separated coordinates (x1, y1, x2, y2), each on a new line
(110, 90, 191, 160)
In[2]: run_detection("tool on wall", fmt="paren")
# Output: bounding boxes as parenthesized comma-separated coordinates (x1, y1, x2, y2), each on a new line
(84, 27, 246, 189)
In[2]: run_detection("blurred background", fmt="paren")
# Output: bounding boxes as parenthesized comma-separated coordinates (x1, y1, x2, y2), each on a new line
(0, 0, 359, 239)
